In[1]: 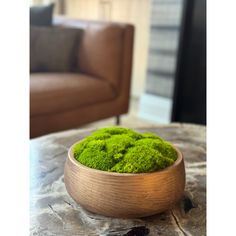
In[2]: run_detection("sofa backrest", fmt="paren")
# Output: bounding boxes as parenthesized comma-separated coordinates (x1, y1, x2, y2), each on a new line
(53, 17, 134, 92)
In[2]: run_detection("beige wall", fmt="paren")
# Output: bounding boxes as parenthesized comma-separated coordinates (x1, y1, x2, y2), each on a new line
(66, 0, 150, 97)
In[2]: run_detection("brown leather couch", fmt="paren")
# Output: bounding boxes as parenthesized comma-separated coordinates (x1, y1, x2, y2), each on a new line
(30, 17, 134, 138)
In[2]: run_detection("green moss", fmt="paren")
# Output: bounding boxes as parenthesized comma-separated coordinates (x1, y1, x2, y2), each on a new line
(105, 134, 135, 161)
(73, 127, 178, 173)
(142, 133, 162, 140)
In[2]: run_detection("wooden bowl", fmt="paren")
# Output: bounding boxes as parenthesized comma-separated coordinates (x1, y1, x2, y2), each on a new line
(64, 141, 185, 218)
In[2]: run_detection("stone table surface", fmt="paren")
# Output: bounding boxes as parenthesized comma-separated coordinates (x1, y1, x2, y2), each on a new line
(30, 123, 206, 236)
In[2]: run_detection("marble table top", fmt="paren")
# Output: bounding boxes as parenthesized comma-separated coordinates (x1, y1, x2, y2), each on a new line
(30, 123, 206, 236)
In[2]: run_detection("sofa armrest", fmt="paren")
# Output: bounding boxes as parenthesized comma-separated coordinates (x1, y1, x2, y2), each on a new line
(54, 17, 134, 96)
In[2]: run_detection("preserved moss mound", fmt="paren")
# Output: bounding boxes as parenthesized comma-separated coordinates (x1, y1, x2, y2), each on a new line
(73, 127, 178, 173)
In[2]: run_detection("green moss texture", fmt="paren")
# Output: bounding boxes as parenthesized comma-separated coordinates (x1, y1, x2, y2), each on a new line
(73, 127, 177, 173)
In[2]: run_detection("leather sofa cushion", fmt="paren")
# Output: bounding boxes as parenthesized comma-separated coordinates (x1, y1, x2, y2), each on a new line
(30, 3, 54, 26)
(30, 73, 116, 116)
(30, 26, 81, 72)
(77, 23, 124, 90)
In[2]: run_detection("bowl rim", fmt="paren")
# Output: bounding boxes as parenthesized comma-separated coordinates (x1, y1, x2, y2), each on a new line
(68, 140, 183, 177)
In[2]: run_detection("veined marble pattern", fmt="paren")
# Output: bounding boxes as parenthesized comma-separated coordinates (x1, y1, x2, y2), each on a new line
(30, 123, 206, 236)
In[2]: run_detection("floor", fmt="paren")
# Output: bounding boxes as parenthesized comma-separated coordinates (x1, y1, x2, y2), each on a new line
(81, 96, 159, 129)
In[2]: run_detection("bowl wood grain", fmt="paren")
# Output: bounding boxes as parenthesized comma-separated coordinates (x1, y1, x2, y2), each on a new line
(64, 141, 185, 218)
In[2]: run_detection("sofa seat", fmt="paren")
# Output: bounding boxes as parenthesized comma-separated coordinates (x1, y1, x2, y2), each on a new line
(30, 17, 134, 138)
(30, 73, 116, 116)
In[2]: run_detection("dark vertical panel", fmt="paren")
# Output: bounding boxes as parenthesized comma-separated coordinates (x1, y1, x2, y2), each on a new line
(171, 0, 206, 124)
